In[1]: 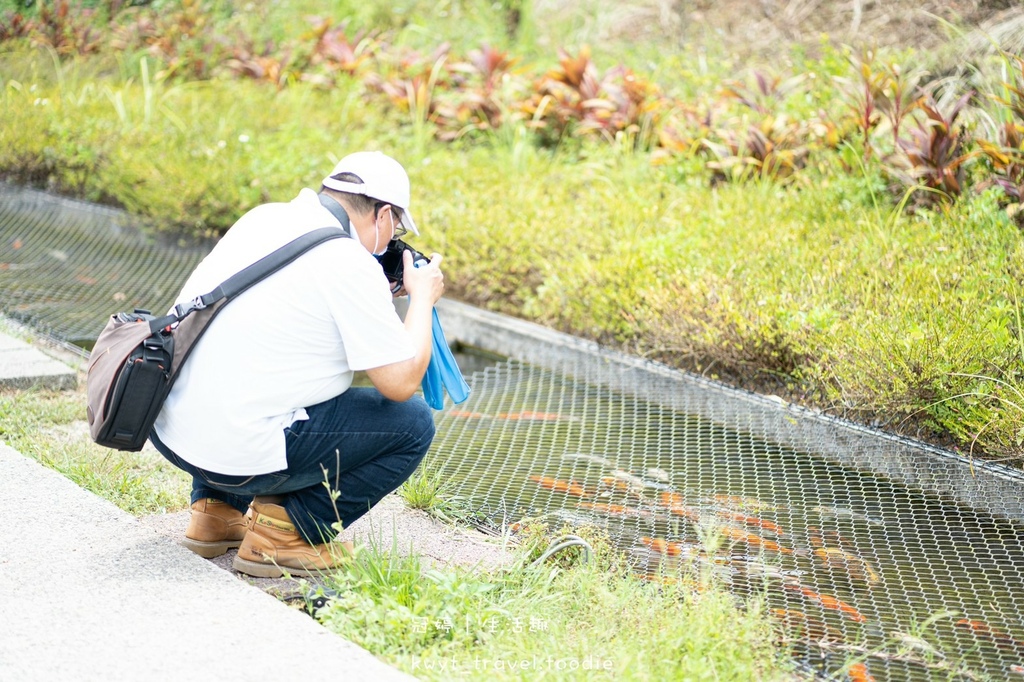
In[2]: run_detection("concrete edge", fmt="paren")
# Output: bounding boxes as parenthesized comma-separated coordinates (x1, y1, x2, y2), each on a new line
(0, 317, 81, 391)
(0, 315, 89, 372)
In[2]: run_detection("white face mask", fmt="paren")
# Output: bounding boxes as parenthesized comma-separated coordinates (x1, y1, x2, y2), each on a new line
(372, 207, 396, 256)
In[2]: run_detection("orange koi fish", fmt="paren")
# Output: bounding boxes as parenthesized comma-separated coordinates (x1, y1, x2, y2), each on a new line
(847, 662, 875, 682)
(715, 509, 785, 536)
(528, 475, 591, 498)
(599, 476, 633, 493)
(639, 536, 686, 557)
(718, 525, 794, 555)
(783, 583, 867, 623)
(954, 619, 1024, 652)
(1011, 663, 1024, 676)
(497, 411, 570, 421)
(657, 493, 706, 523)
(712, 495, 784, 513)
(659, 491, 686, 507)
(768, 608, 845, 642)
(813, 547, 881, 587)
(578, 502, 653, 518)
(807, 526, 825, 549)
(448, 409, 485, 419)
(666, 504, 703, 524)
(807, 526, 856, 551)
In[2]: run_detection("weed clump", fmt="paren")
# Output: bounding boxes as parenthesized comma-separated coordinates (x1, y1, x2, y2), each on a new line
(313, 521, 792, 680)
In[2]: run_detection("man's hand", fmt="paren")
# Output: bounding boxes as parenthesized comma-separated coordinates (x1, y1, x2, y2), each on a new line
(401, 249, 444, 306)
(365, 249, 445, 401)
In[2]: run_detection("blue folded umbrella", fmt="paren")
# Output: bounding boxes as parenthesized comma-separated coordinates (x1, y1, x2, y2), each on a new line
(421, 347, 444, 410)
(421, 307, 471, 409)
(410, 258, 471, 409)
(433, 306, 470, 402)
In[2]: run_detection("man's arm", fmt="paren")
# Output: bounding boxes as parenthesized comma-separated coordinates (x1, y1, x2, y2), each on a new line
(365, 250, 445, 401)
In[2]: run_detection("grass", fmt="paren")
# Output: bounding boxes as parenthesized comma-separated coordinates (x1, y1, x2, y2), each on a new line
(0, 384, 191, 515)
(312, 521, 800, 681)
(398, 461, 490, 529)
(6, 37, 1024, 462)
(398, 463, 448, 510)
(432, 146, 1024, 459)
(0, 50, 393, 236)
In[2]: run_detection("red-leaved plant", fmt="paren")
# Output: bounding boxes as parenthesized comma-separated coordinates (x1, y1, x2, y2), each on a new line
(31, 0, 103, 56)
(889, 91, 977, 206)
(702, 114, 810, 184)
(520, 46, 665, 148)
(977, 124, 1024, 221)
(975, 54, 1024, 224)
(0, 11, 33, 42)
(432, 44, 520, 141)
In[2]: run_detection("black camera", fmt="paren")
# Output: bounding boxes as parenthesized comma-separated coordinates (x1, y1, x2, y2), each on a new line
(375, 239, 428, 293)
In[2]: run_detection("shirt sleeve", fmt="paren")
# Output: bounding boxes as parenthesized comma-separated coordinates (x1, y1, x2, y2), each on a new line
(319, 241, 416, 371)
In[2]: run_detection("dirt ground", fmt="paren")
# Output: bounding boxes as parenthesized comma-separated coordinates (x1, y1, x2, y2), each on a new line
(687, 0, 1020, 51)
(552, 0, 1024, 60)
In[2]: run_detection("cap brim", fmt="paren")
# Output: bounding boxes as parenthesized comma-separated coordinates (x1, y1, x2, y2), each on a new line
(401, 212, 419, 236)
(321, 177, 367, 194)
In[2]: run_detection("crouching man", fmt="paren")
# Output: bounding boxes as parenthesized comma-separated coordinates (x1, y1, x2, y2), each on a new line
(150, 151, 444, 578)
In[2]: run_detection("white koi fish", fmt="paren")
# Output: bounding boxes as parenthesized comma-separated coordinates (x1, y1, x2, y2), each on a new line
(561, 453, 617, 467)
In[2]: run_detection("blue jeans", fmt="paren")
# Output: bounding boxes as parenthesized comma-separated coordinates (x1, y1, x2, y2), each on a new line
(150, 388, 435, 545)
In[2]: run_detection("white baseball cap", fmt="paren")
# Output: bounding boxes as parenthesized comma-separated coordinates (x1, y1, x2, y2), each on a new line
(321, 151, 419, 235)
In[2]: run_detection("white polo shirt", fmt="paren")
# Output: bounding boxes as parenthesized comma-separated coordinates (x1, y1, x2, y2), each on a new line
(153, 189, 415, 475)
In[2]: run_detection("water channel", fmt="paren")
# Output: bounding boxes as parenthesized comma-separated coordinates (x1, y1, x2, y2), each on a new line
(427, 358, 1024, 681)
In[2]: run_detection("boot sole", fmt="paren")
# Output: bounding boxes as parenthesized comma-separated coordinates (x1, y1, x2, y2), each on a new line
(181, 537, 244, 559)
(231, 555, 324, 579)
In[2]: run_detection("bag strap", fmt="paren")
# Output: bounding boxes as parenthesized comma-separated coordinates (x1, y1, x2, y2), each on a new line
(149, 208, 352, 334)
(316, 192, 352, 233)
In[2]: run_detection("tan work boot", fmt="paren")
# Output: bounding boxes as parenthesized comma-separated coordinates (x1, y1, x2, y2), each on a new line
(182, 498, 249, 558)
(232, 499, 353, 578)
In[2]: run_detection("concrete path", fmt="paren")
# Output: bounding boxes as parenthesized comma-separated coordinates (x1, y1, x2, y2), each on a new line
(0, 328, 418, 682)
(0, 330, 77, 391)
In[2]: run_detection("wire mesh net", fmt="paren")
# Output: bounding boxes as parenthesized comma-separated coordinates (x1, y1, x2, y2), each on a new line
(427, 359, 1024, 681)
(0, 184, 209, 348)
(5, 182, 1024, 681)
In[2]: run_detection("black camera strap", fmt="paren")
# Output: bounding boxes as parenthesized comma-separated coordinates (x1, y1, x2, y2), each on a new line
(318, 193, 353, 235)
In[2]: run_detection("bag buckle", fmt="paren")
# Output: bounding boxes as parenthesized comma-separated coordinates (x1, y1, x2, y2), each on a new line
(174, 296, 207, 318)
